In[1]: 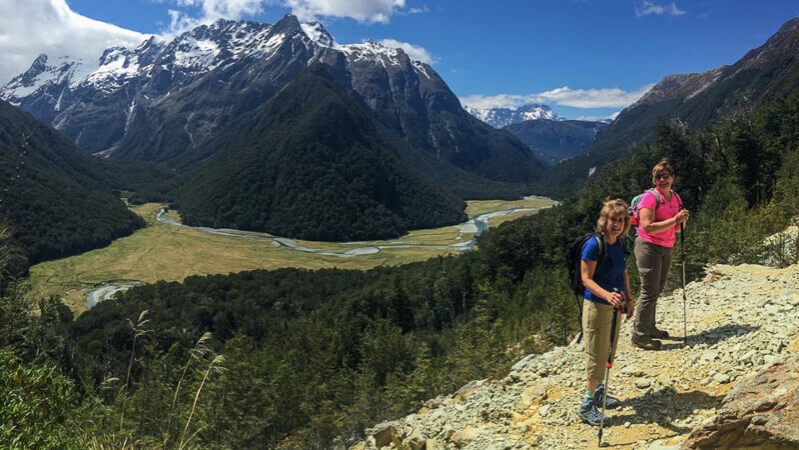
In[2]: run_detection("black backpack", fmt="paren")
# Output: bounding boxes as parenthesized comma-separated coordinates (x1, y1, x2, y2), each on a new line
(566, 232, 606, 342)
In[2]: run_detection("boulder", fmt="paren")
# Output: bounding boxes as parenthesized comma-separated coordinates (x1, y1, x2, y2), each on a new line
(370, 421, 402, 448)
(681, 353, 799, 449)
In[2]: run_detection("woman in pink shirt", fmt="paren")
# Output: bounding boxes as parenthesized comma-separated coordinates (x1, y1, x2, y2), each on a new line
(631, 159, 690, 350)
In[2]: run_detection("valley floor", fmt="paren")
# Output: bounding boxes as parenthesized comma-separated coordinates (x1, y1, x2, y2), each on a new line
(28, 198, 556, 314)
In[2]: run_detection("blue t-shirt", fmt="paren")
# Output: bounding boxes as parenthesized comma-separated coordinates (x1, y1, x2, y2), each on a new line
(581, 236, 626, 305)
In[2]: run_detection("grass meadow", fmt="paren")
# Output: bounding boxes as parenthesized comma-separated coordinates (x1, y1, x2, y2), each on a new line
(29, 198, 554, 313)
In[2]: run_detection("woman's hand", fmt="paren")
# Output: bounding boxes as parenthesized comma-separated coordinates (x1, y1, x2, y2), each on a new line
(676, 209, 690, 224)
(607, 290, 625, 308)
(624, 297, 634, 318)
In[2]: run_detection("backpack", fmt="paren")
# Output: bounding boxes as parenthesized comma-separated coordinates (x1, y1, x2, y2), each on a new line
(629, 188, 662, 236)
(566, 232, 606, 343)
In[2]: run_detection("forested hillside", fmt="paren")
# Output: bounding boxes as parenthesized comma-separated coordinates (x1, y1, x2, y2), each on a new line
(537, 17, 799, 198)
(0, 101, 144, 269)
(175, 64, 466, 241)
(503, 119, 608, 168)
(1, 93, 798, 447)
(2, 16, 545, 244)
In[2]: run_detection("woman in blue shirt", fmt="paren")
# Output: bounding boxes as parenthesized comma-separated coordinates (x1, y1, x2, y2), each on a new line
(577, 199, 634, 426)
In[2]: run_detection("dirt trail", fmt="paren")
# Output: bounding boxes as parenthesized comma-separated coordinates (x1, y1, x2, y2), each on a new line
(356, 263, 799, 449)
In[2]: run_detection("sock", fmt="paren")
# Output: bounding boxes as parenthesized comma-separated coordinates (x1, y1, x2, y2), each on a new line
(584, 389, 595, 399)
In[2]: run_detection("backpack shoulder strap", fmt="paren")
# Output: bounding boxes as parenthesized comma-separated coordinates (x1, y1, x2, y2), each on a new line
(593, 232, 606, 265)
(575, 232, 605, 345)
(647, 188, 666, 212)
(649, 187, 661, 207)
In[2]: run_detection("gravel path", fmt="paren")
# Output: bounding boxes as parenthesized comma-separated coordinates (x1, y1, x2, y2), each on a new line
(356, 263, 799, 450)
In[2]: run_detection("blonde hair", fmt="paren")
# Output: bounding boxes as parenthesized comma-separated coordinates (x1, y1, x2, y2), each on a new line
(651, 158, 675, 185)
(596, 198, 630, 236)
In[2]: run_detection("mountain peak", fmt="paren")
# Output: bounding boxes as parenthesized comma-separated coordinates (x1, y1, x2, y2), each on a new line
(1, 12, 543, 195)
(0, 53, 89, 106)
(270, 13, 303, 35)
(633, 15, 799, 111)
(17, 53, 50, 86)
(301, 21, 336, 47)
(463, 103, 563, 128)
(339, 39, 411, 66)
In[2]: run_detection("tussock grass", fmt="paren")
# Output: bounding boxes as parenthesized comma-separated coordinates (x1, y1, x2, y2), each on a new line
(465, 198, 552, 218)
(29, 199, 554, 314)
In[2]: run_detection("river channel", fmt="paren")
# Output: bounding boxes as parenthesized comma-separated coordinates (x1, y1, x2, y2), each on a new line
(85, 196, 556, 308)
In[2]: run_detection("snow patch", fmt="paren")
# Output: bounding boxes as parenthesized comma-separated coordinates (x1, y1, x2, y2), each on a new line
(301, 22, 335, 47)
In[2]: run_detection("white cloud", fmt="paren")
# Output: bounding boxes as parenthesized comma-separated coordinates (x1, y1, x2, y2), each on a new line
(378, 39, 437, 64)
(0, 0, 421, 84)
(536, 86, 653, 108)
(0, 0, 148, 84)
(635, 1, 686, 17)
(284, 0, 407, 24)
(460, 85, 654, 110)
(166, 0, 269, 34)
(164, 0, 413, 36)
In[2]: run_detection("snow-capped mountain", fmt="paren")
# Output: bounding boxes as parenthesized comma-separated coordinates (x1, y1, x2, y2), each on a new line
(1, 14, 541, 184)
(1, 18, 339, 155)
(0, 54, 88, 123)
(0, 14, 544, 240)
(462, 103, 563, 128)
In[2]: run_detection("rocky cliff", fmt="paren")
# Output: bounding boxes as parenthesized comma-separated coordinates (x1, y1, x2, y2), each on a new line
(353, 263, 799, 449)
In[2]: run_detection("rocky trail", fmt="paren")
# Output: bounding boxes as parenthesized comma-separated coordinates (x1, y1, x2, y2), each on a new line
(354, 263, 799, 449)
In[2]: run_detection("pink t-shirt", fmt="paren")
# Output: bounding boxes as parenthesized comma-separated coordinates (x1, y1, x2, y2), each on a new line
(637, 189, 682, 248)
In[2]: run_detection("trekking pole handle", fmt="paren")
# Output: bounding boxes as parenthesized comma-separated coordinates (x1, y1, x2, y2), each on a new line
(677, 206, 690, 228)
(612, 288, 626, 313)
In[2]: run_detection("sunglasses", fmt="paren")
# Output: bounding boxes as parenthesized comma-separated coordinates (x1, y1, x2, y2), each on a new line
(655, 173, 672, 180)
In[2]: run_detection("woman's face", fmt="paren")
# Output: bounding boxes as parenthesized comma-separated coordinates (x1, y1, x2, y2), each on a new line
(607, 214, 626, 238)
(654, 169, 674, 191)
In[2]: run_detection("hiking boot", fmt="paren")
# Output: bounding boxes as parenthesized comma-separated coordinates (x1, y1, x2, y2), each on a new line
(595, 384, 621, 409)
(651, 328, 669, 339)
(577, 397, 606, 426)
(632, 337, 662, 350)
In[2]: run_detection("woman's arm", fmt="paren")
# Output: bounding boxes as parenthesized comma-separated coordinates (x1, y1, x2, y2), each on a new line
(639, 207, 689, 234)
(581, 260, 624, 307)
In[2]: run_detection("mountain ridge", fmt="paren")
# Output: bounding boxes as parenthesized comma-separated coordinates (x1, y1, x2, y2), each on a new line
(1, 14, 543, 184)
(175, 63, 467, 241)
(539, 16, 799, 197)
(463, 103, 562, 128)
(2, 14, 544, 240)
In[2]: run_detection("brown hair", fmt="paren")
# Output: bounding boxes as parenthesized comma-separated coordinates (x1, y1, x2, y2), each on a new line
(596, 198, 630, 236)
(651, 158, 675, 185)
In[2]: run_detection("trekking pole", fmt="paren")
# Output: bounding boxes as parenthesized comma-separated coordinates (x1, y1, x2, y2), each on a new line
(598, 289, 623, 447)
(680, 222, 687, 347)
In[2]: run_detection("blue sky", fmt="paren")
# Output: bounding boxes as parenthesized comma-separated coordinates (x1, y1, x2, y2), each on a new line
(2, 0, 798, 120)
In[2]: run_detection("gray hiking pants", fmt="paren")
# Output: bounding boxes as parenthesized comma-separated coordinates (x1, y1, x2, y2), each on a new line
(632, 237, 673, 341)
